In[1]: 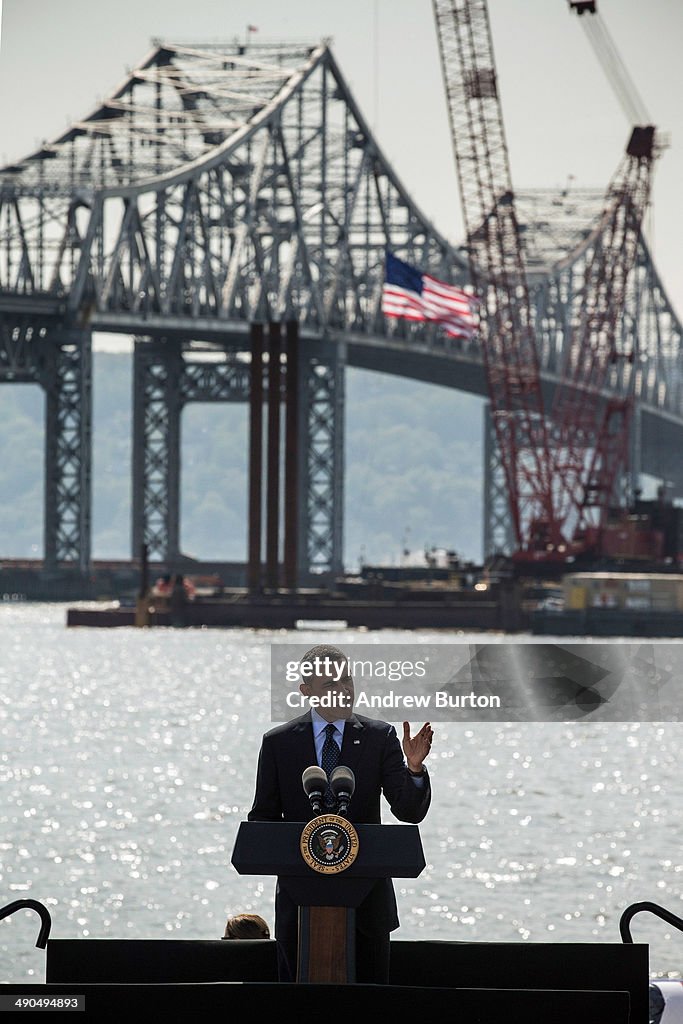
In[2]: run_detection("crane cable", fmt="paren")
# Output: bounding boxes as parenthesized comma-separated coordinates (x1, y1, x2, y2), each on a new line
(570, 3, 650, 127)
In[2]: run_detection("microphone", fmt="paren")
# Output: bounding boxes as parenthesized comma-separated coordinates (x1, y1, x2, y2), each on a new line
(302, 766, 328, 816)
(329, 765, 355, 818)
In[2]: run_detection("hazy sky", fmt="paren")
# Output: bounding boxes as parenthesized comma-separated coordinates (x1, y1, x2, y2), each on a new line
(1, 0, 682, 314)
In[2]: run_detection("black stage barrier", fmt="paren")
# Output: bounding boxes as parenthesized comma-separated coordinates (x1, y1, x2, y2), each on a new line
(0, 983, 630, 1022)
(47, 937, 276, 984)
(45, 937, 647, 1020)
(390, 940, 648, 1021)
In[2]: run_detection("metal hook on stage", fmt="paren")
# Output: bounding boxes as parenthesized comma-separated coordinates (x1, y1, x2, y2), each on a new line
(0, 899, 52, 948)
(619, 901, 683, 944)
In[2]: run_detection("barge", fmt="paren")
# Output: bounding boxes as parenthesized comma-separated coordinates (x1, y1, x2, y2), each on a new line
(532, 572, 683, 637)
(66, 580, 521, 631)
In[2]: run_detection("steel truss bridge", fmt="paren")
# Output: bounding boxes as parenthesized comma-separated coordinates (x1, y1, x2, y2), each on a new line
(1, 40, 682, 576)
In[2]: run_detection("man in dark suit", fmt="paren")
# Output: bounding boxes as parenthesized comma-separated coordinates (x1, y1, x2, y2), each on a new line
(248, 644, 433, 983)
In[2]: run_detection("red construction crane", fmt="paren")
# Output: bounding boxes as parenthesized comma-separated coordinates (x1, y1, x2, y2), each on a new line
(432, 0, 560, 554)
(433, 0, 663, 565)
(551, 1, 662, 550)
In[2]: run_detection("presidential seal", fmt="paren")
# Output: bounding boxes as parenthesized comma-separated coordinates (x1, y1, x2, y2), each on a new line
(300, 814, 360, 874)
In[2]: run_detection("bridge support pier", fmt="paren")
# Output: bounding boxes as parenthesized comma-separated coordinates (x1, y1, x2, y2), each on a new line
(629, 403, 642, 500)
(298, 336, 345, 579)
(132, 338, 183, 566)
(483, 402, 514, 559)
(0, 317, 92, 573)
(42, 327, 92, 573)
(131, 332, 344, 580)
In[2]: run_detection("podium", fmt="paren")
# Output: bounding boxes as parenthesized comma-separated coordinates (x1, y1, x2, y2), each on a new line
(232, 819, 425, 983)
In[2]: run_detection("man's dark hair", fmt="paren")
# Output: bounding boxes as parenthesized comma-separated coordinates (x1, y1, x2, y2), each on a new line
(299, 643, 348, 678)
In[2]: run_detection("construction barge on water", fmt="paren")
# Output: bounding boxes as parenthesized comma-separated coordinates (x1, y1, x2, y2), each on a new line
(60, 555, 683, 640)
(3, 493, 683, 636)
(63, 575, 683, 637)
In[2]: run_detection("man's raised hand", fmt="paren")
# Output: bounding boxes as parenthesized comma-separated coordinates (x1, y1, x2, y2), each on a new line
(402, 721, 433, 773)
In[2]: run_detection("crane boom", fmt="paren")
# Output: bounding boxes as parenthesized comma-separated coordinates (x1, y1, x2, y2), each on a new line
(432, 0, 558, 550)
(551, 1, 660, 542)
(552, 153, 652, 533)
(569, 1, 650, 127)
(432, 0, 661, 563)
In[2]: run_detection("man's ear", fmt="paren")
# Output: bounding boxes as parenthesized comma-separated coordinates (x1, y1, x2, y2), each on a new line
(299, 681, 312, 697)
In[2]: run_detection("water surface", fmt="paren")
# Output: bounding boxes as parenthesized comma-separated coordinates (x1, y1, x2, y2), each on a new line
(1, 605, 681, 981)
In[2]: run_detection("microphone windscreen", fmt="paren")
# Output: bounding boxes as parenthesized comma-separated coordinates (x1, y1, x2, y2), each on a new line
(329, 765, 355, 796)
(302, 765, 328, 795)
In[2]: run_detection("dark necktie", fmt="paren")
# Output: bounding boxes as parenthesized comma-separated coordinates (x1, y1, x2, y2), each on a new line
(321, 723, 340, 808)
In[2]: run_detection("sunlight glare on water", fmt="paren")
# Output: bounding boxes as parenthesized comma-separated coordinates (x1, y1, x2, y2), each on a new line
(0, 605, 681, 980)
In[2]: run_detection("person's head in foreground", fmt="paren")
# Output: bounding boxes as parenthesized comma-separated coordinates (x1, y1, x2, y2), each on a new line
(223, 913, 270, 939)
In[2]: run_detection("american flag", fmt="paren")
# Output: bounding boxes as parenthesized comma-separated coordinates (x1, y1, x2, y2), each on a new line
(382, 251, 477, 339)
